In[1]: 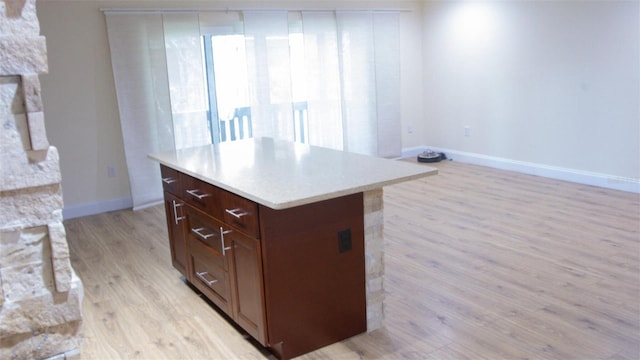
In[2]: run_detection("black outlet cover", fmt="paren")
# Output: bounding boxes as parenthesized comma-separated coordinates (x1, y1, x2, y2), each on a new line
(338, 229, 352, 253)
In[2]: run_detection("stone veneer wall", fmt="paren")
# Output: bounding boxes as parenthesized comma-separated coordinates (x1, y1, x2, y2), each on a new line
(363, 189, 385, 331)
(0, 1, 84, 359)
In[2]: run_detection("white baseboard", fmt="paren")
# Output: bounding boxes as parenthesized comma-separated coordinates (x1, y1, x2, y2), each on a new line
(62, 196, 133, 220)
(399, 146, 431, 159)
(402, 146, 640, 194)
(133, 199, 164, 212)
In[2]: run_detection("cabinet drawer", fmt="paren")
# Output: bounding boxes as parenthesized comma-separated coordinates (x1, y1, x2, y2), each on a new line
(182, 173, 223, 218)
(160, 165, 182, 195)
(222, 191, 260, 238)
(189, 238, 231, 314)
(187, 207, 229, 269)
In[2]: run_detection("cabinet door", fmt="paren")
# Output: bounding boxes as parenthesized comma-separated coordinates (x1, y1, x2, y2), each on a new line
(226, 228, 267, 345)
(163, 191, 188, 276)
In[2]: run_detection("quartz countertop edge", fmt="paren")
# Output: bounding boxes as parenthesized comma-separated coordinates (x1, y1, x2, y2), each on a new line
(148, 138, 438, 210)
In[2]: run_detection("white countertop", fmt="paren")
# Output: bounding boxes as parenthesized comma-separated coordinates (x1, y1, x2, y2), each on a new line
(148, 138, 437, 209)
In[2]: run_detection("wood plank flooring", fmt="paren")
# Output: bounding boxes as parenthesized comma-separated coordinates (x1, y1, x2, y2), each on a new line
(63, 160, 640, 359)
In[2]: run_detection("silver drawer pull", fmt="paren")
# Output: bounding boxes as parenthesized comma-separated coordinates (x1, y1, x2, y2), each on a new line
(196, 271, 218, 286)
(220, 227, 233, 256)
(162, 177, 177, 184)
(192, 227, 215, 240)
(225, 208, 249, 219)
(186, 189, 211, 200)
(172, 200, 185, 225)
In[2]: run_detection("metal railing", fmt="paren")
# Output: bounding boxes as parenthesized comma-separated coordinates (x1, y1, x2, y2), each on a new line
(219, 102, 308, 143)
(220, 107, 252, 142)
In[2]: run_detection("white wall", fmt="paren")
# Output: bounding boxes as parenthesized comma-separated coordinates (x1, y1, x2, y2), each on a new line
(36, 0, 425, 218)
(421, 1, 640, 181)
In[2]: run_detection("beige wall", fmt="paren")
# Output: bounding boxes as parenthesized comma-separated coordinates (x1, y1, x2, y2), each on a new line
(37, 0, 639, 216)
(38, 1, 129, 216)
(36, 0, 425, 217)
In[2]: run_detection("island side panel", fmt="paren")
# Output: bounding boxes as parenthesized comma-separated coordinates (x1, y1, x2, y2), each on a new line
(259, 193, 366, 359)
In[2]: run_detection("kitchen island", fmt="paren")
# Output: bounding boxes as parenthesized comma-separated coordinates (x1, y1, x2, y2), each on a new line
(149, 138, 437, 359)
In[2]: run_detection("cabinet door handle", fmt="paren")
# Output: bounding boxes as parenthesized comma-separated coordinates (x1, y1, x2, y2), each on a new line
(192, 227, 215, 240)
(196, 271, 218, 286)
(186, 189, 211, 200)
(220, 227, 233, 256)
(172, 200, 185, 225)
(162, 177, 177, 184)
(225, 208, 249, 219)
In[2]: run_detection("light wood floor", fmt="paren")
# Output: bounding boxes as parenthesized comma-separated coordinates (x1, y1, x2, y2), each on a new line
(64, 160, 640, 359)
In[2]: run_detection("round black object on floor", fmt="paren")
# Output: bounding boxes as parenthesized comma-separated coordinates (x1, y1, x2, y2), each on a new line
(417, 150, 445, 163)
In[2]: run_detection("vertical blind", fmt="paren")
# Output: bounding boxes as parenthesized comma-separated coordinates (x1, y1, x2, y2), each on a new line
(105, 10, 401, 210)
(105, 14, 175, 209)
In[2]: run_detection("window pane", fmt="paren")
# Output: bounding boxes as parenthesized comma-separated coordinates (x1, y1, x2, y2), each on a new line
(163, 13, 211, 149)
(211, 35, 250, 121)
(243, 11, 294, 141)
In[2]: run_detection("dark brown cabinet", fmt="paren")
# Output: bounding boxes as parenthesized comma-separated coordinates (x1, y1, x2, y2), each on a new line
(159, 164, 366, 359)
(162, 166, 188, 277)
(227, 228, 266, 344)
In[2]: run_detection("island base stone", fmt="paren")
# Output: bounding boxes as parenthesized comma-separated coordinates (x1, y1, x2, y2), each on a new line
(364, 189, 385, 331)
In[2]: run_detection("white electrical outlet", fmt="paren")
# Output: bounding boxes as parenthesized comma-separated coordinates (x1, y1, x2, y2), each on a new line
(107, 166, 116, 178)
(464, 126, 471, 137)
(408, 125, 414, 134)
